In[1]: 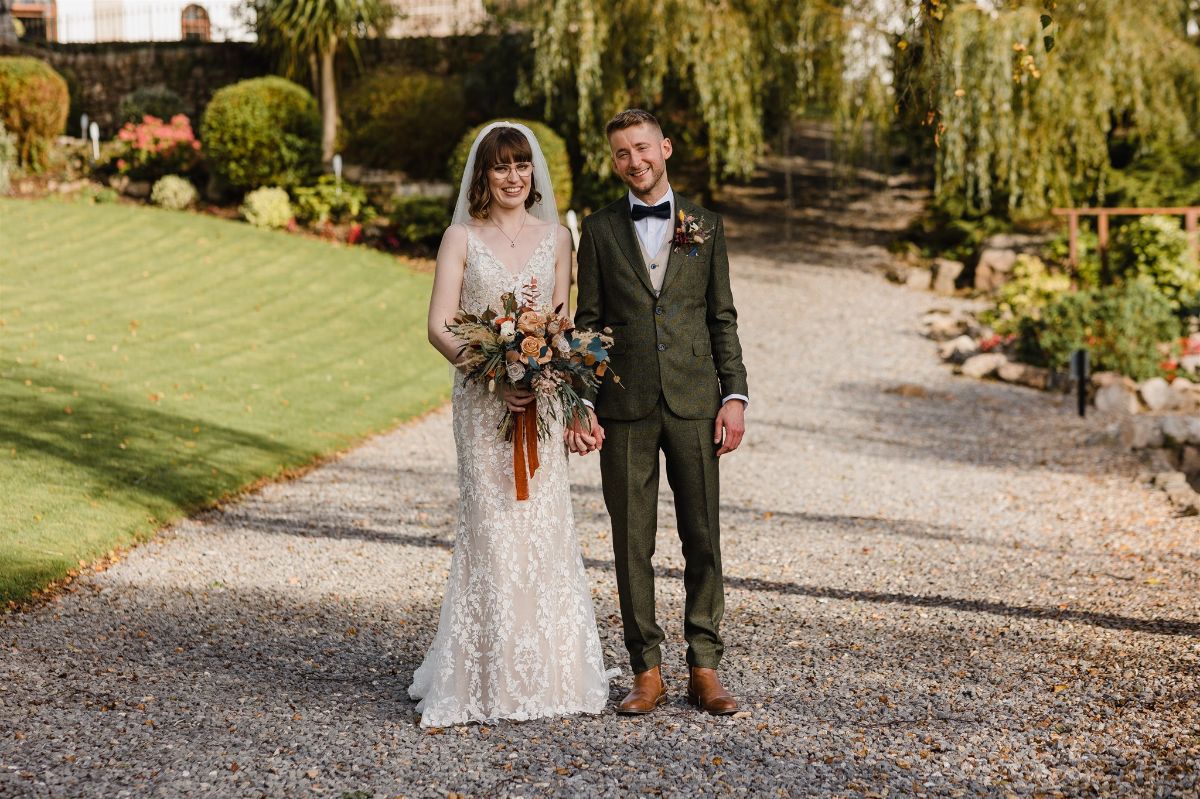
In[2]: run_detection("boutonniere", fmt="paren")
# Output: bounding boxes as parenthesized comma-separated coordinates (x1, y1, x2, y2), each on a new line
(672, 210, 713, 256)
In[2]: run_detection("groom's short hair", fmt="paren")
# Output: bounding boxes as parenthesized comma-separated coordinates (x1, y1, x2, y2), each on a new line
(606, 109, 662, 139)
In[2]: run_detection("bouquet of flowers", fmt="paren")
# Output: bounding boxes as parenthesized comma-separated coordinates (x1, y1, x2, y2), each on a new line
(447, 283, 620, 499)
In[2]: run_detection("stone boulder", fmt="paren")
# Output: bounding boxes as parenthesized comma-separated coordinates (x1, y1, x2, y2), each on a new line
(938, 335, 978, 363)
(1169, 378, 1200, 412)
(960, 353, 1007, 379)
(1119, 416, 1164, 449)
(974, 248, 1018, 292)
(906, 268, 932, 291)
(997, 361, 1051, 390)
(921, 310, 970, 341)
(1138, 377, 1173, 412)
(1095, 381, 1139, 416)
(1161, 415, 1192, 448)
(931, 258, 964, 295)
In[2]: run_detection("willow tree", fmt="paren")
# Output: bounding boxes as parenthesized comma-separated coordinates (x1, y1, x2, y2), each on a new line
(903, 0, 1200, 218)
(251, 0, 392, 164)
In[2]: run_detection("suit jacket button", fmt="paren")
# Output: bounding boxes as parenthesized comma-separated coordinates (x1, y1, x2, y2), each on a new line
(657, 343, 666, 352)
(655, 307, 664, 315)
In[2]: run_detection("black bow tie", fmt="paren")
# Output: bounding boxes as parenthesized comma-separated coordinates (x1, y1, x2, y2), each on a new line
(630, 201, 671, 221)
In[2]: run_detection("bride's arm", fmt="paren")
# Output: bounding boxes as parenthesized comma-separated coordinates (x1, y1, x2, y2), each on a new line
(552, 224, 572, 315)
(427, 224, 469, 365)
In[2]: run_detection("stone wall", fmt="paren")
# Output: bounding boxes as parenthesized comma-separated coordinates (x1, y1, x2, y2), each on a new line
(0, 41, 268, 134)
(0, 34, 516, 135)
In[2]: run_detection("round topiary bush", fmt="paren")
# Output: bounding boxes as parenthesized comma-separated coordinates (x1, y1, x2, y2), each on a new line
(341, 69, 467, 179)
(0, 56, 69, 170)
(119, 86, 187, 126)
(240, 186, 293, 229)
(151, 175, 199, 210)
(200, 77, 320, 193)
(449, 119, 572, 216)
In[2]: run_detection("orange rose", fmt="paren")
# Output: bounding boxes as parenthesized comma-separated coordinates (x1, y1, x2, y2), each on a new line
(520, 336, 546, 359)
(517, 311, 544, 336)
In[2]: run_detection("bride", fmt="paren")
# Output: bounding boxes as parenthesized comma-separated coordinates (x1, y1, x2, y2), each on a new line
(408, 122, 616, 726)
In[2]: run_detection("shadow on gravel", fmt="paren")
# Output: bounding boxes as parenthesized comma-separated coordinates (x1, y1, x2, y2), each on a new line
(799, 378, 1110, 478)
(228, 510, 1199, 638)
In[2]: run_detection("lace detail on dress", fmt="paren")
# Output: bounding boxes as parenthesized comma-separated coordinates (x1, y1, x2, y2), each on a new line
(408, 224, 616, 726)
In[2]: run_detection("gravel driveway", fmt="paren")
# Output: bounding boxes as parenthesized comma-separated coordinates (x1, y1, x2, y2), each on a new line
(2, 170, 1198, 798)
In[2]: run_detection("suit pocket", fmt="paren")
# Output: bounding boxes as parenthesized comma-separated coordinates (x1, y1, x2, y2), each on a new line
(692, 336, 712, 356)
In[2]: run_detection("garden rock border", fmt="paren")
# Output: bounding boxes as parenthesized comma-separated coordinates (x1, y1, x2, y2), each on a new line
(920, 306, 1200, 515)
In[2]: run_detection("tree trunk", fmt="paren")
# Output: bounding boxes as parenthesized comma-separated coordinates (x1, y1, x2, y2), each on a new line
(320, 40, 338, 165)
(308, 52, 319, 100)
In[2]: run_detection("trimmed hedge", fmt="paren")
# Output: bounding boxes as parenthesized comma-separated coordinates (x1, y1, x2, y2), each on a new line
(449, 119, 572, 215)
(341, 69, 467, 179)
(200, 77, 320, 193)
(0, 56, 69, 170)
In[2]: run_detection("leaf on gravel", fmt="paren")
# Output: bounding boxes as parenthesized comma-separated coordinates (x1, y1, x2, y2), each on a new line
(230, 762, 239, 772)
(731, 711, 752, 719)
(1052, 683, 1069, 692)
(306, 769, 319, 778)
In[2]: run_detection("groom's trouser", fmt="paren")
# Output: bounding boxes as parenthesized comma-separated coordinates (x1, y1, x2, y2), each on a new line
(599, 396, 724, 674)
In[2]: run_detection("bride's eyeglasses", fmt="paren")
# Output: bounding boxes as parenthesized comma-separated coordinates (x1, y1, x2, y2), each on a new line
(491, 162, 534, 179)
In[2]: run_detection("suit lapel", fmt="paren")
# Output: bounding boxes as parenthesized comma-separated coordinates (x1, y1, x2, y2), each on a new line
(606, 209, 656, 296)
(660, 194, 691, 296)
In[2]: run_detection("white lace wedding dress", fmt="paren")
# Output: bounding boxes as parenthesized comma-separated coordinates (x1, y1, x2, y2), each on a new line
(408, 226, 615, 726)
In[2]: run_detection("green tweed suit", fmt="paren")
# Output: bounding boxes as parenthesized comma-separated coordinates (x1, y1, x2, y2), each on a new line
(575, 192, 748, 674)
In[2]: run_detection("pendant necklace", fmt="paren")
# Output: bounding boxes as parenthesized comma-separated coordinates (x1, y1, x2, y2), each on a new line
(491, 213, 527, 248)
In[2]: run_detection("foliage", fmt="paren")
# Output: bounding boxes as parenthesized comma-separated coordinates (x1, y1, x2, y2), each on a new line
(902, 1, 1200, 218)
(292, 175, 374, 226)
(114, 115, 202, 182)
(200, 77, 321, 193)
(981, 254, 1072, 336)
(150, 175, 199, 211)
(117, 86, 187, 126)
(1109, 216, 1200, 311)
(340, 69, 467, 178)
(450, 119, 572, 215)
(1046, 226, 1102, 288)
(250, 0, 393, 163)
(903, 209, 1006, 264)
(240, 186, 294, 229)
(382, 195, 451, 248)
(1017, 279, 1181, 380)
(0, 198, 448, 603)
(1104, 138, 1200, 209)
(0, 120, 15, 195)
(0, 56, 69, 170)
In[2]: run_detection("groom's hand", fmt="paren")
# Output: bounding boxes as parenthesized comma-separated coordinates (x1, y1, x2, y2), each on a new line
(566, 408, 604, 455)
(714, 399, 746, 457)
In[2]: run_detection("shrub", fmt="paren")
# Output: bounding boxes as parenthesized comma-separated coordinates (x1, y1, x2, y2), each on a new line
(981, 255, 1073, 336)
(450, 119, 572, 215)
(1046, 226, 1102, 288)
(0, 120, 16, 195)
(240, 187, 293, 229)
(1109, 215, 1200, 311)
(292, 175, 374, 227)
(384, 196, 451, 248)
(0, 56, 69, 170)
(1018, 279, 1180, 381)
(114, 115, 201, 181)
(151, 175, 198, 210)
(200, 77, 320, 193)
(341, 70, 467, 179)
(118, 86, 186, 126)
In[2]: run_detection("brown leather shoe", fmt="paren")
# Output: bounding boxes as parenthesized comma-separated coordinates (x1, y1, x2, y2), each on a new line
(687, 667, 739, 715)
(617, 665, 668, 715)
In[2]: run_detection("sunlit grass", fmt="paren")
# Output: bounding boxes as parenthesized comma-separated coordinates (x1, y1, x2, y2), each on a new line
(0, 198, 449, 603)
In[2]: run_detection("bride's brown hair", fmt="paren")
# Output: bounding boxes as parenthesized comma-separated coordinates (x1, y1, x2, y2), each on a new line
(467, 126, 543, 219)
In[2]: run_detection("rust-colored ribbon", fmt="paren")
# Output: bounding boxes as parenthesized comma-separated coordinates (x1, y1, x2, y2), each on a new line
(513, 397, 540, 501)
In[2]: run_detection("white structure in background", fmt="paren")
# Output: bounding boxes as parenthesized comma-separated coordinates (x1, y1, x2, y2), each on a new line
(389, 0, 486, 37)
(11, 0, 486, 43)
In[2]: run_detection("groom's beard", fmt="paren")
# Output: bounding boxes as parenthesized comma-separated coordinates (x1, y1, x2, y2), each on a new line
(621, 164, 667, 200)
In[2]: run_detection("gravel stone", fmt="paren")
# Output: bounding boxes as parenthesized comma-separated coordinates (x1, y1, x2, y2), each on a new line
(2, 171, 1197, 798)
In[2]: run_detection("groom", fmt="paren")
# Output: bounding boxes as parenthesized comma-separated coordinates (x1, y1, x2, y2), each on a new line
(573, 109, 749, 716)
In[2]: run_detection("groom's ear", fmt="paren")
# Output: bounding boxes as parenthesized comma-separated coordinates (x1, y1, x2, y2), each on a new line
(661, 137, 673, 160)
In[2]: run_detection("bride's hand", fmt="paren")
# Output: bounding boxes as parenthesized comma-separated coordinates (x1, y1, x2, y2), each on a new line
(566, 409, 603, 455)
(498, 383, 536, 413)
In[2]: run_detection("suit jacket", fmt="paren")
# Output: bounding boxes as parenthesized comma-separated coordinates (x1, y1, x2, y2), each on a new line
(575, 193, 749, 421)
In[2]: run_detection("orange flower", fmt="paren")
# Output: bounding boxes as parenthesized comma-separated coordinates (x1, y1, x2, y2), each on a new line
(520, 336, 546, 359)
(517, 311, 544, 336)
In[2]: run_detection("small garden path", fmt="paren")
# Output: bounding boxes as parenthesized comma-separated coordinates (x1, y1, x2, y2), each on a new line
(2, 136, 1197, 797)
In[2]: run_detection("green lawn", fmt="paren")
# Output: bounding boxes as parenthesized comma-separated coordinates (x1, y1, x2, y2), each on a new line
(0, 197, 450, 604)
